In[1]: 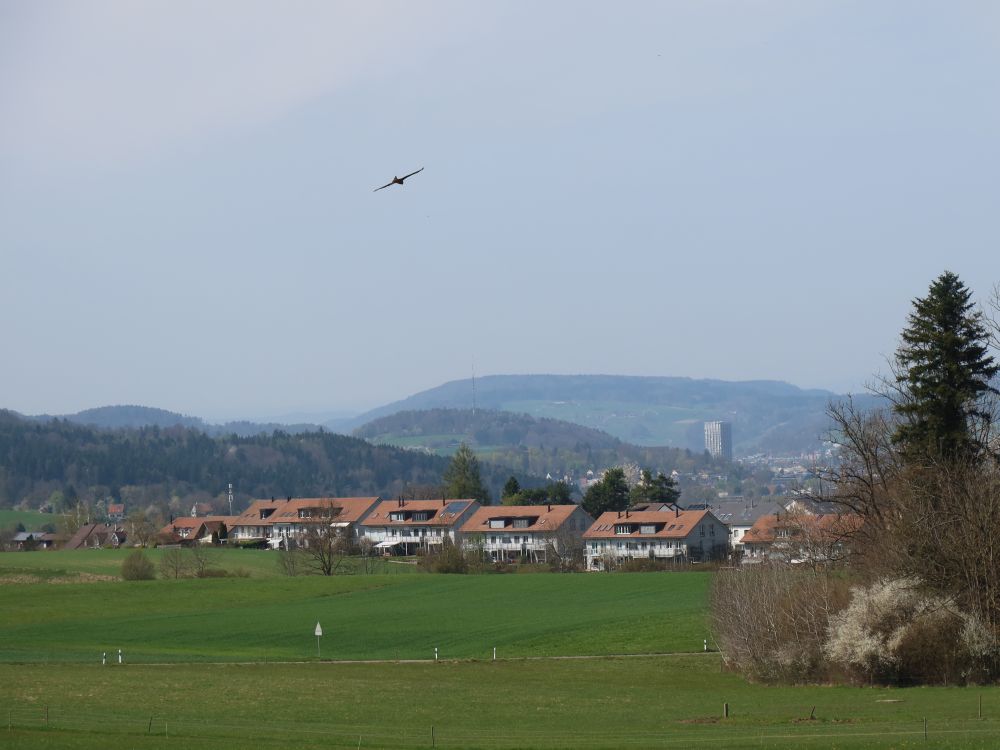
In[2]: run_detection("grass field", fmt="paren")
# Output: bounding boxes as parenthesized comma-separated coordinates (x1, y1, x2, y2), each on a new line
(3, 550, 999, 748)
(0, 509, 58, 530)
(2, 658, 1000, 748)
(0, 552, 709, 663)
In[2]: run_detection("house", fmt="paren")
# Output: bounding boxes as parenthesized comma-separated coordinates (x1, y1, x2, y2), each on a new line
(740, 509, 860, 565)
(683, 498, 784, 551)
(267, 497, 380, 549)
(583, 508, 729, 570)
(106, 503, 126, 522)
(11, 531, 61, 550)
(228, 498, 286, 546)
(359, 498, 480, 555)
(459, 504, 593, 563)
(63, 523, 128, 550)
(158, 516, 234, 545)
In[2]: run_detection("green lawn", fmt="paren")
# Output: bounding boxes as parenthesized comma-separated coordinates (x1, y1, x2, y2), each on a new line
(0, 508, 58, 530)
(2, 658, 999, 749)
(0, 562, 709, 663)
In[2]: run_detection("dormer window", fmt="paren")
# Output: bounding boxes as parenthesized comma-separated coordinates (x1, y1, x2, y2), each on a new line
(640, 524, 656, 535)
(260, 508, 274, 520)
(614, 524, 634, 535)
(298, 509, 312, 519)
(512, 518, 531, 529)
(412, 511, 430, 522)
(389, 511, 406, 522)
(489, 519, 507, 529)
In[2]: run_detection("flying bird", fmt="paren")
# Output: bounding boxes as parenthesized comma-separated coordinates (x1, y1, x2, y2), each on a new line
(373, 167, 424, 192)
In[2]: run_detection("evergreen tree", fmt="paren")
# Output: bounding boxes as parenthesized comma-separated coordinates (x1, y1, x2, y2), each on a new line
(501, 475, 521, 500)
(628, 469, 680, 507)
(582, 467, 630, 517)
(893, 271, 998, 461)
(442, 443, 492, 503)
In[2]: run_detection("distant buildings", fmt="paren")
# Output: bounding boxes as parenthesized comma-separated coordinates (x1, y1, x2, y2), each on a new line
(704, 420, 733, 461)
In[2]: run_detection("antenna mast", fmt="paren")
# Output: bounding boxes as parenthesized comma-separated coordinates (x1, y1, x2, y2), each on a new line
(227, 482, 234, 516)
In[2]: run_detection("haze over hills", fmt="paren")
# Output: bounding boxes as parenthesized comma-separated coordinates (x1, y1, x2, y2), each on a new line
(337, 375, 879, 454)
(354, 408, 724, 479)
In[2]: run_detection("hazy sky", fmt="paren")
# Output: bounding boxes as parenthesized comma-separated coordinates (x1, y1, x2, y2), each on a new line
(2, 1, 998, 420)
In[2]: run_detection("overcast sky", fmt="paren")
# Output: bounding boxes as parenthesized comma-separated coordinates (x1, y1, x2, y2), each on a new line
(2, 1, 998, 421)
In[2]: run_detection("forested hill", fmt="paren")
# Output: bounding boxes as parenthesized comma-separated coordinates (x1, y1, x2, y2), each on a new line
(24, 404, 323, 437)
(354, 408, 724, 477)
(0, 410, 520, 511)
(339, 374, 874, 453)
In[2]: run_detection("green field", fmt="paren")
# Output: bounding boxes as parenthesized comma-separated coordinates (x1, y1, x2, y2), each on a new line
(0, 556, 708, 663)
(0, 508, 58, 530)
(2, 551, 998, 748)
(3, 659, 1000, 748)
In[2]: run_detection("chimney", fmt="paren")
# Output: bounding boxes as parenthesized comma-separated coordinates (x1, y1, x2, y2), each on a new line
(442, 498, 446, 506)
(675, 507, 679, 518)
(287, 495, 291, 502)
(617, 511, 621, 519)
(547, 504, 551, 512)
(625, 509, 630, 518)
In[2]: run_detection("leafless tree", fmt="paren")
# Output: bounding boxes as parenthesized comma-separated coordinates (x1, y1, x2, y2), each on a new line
(300, 509, 353, 576)
(188, 543, 216, 577)
(159, 548, 189, 579)
(127, 509, 157, 548)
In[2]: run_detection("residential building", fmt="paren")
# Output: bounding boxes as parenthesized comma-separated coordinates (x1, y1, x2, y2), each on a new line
(741, 509, 860, 564)
(64, 523, 127, 550)
(158, 516, 233, 545)
(460, 504, 594, 563)
(359, 498, 480, 555)
(704, 420, 733, 461)
(228, 497, 380, 549)
(683, 498, 784, 551)
(583, 508, 728, 570)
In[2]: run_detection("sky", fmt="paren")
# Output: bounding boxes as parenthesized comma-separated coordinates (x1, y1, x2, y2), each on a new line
(2, 1, 999, 421)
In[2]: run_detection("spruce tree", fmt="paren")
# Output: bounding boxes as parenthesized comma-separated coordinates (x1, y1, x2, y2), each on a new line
(893, 271, 998, 461)
(442, 443, 491, 503)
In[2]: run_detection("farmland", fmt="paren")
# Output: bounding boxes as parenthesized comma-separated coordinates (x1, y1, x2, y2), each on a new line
(2, 551, 1000, 748)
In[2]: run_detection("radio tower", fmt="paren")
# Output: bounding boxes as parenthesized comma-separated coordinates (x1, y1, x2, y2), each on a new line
(227, 483, 234, 516)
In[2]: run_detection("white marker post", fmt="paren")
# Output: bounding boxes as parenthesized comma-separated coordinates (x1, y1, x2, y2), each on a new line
(315, 622, 323, 659)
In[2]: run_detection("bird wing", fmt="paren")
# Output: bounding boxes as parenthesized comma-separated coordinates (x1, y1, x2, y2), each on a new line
(400, 167, 424, 181)
(373, 180, 394, 192)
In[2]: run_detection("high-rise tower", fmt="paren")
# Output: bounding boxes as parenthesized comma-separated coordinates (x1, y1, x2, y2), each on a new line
(704, 421, 733, 461)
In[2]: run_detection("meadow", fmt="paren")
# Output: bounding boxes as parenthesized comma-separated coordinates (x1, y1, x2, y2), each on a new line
(3, 550, 1000, 748)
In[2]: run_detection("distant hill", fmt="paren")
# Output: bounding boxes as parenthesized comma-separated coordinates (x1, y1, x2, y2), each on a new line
(0, 409, 527, 509)
(27, 405, 323, 438)
(354, 408, 722, 477)
(337, 375, 877, 454)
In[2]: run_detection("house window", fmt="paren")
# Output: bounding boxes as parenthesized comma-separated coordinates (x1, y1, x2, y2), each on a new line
(700, 526, 705, 537)
(298, 509, 312, 519)
(412, 512, 429, 522)
(390, 512, 405, 522)
(709, 525, 715, 536)
(513, 518, 530, 529)
(489, 519, 506, 529)
(614, 524, 633, 535)
(640, 524, 656, 535)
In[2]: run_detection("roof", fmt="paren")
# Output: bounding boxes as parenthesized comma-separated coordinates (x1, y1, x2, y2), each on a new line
(230, 499, 285, 527)
(106, 503, 125, 514)
(699, 499, 784, 527)
(268, 497, 380, 524)
(741, 510, 862, 546)
(583, 509, 716, 540)
(159, 516, 234, 537)
(360, 499, 479, 528)
(460, 504, 590, 534)
(63, 523, 127, 549)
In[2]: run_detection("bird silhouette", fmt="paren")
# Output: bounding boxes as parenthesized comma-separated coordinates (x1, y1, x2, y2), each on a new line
(373, 167, 424, 192)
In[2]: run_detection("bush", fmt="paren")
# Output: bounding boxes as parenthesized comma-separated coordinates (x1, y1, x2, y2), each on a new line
(418, 538, 468, 574)
(824, 577, 987, 684)
(121, 550, 155, 580)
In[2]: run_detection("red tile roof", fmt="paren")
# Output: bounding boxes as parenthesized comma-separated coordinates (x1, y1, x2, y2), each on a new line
(460, 504, 589, 534)
(268, 497, 381, 524)
(360, 499, 478, 528)
(583, 509, 713, 539)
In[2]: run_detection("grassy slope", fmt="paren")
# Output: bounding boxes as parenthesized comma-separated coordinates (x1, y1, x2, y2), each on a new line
(2, 659, 999, 749)
(0, 509, 56, 530)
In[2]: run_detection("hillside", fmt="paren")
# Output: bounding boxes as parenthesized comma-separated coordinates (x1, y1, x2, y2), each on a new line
(0, 410, 523, 511)
(25, 405, 323, 437)
(339, 374, 876, 454)
(355, 408, 722, 477)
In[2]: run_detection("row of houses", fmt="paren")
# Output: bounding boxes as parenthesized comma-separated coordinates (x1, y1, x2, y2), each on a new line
(162, 494, 850, 569)
(13, 495, 857, 569)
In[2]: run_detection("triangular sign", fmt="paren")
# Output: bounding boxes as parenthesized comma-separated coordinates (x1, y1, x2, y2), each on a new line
(314, 622, 323, 637)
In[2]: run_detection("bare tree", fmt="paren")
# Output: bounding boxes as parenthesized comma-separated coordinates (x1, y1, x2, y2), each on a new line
(188, 544, 216, 577)
(300, 506, 353, 576)
(159, 548, 189, 579)
(126, 509, 157, 548)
